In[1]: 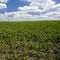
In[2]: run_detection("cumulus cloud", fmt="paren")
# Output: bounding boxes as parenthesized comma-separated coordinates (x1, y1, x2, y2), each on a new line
(0, 3, 7, 9)
(18, 6, 40, 12)
(14, 0, 60, 20)
(0, 0, 60, 21)
(0, 0, 8, 9)
(18, 0, 56, 12)
(0, 0, 8, 3)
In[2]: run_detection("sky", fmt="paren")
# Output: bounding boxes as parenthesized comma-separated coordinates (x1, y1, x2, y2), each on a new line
(0, 0, 60, 21)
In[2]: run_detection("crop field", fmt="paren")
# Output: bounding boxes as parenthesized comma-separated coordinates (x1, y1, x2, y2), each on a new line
(0, 21, 60, 60)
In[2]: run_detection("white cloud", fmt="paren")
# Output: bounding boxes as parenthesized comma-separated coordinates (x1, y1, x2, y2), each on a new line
(0, 0, 60, 21)
(0, 0, 8, 3)
(0, 0, 8, 9)
(19, 0, 56, 12)
(18, 6, 41, 12)
(18, 0, 60, 20)
(0, 3, 7, 9)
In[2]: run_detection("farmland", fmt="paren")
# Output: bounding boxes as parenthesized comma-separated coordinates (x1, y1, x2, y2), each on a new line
(0, 21, 60, 60)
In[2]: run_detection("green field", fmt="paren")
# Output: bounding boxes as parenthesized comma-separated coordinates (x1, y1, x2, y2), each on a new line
(0, 21, 60, 60)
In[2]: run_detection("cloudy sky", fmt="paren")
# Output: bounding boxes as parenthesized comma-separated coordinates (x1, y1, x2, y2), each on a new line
(0, 0, 60, 21)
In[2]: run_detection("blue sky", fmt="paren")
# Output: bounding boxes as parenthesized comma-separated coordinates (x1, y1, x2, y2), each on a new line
(0, 0, 60, 21)
(7, 0, 30, 12)
(54, 0, 60, 3)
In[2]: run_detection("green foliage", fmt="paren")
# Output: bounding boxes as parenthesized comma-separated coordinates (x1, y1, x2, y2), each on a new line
(0, 21, 60, 60)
